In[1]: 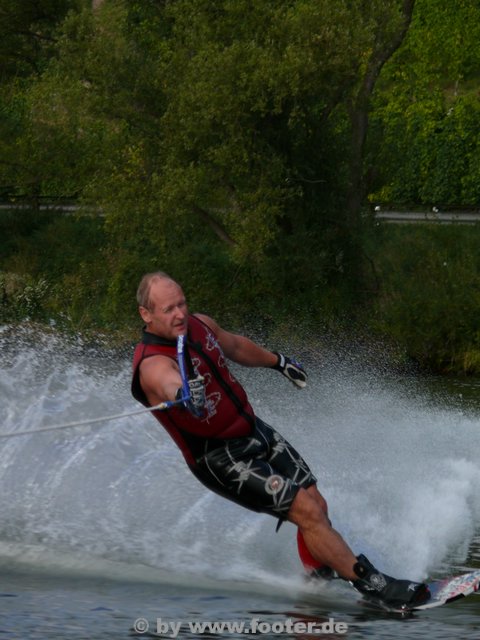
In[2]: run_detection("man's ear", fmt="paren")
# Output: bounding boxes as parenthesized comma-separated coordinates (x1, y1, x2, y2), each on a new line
(139, 306, 151, 324)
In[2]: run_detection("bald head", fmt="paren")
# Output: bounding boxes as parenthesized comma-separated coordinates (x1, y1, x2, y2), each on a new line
(137, 272, 188, 338)
(136, 271, 177, 311)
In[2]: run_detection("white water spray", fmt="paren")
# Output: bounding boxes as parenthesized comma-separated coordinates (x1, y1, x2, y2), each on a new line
(0, 325, 479, 591)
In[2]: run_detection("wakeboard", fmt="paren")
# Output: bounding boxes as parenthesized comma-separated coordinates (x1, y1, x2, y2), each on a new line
(360, 569, 480, 614)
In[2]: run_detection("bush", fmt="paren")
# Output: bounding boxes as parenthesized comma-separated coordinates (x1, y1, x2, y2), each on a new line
(369, 223, 480, 373)
(0, 271, 50, 322)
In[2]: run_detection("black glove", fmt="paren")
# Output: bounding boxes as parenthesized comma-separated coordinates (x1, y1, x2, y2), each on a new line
(271, 352, 307, 389)
(176, 374, 206, 417)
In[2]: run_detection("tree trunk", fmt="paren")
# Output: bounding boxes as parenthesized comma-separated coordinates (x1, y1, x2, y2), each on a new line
(346, 0, 416, 226)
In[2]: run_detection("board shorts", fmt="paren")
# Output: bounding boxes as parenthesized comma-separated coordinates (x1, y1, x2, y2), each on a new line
(190, 417, 317, 519)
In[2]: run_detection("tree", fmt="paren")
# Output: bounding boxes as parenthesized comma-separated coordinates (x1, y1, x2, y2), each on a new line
(23, 0, 379, 311)
(0, 0, 78, 78)
(368, 0, 480, 207)
(345, 0, 416, 223)
(1, 0, 435, 322)
(0, 0, 83, 197)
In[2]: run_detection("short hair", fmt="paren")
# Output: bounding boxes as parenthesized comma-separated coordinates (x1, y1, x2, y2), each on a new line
(136, 271, 175, 310)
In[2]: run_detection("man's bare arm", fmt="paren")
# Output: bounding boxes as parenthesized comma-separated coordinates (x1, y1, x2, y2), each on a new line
(139, 354, 183, 405)
(195, 314, 277, 368)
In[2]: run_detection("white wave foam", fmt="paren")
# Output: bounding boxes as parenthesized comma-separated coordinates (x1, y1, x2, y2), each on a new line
(1, 325, 479, 587)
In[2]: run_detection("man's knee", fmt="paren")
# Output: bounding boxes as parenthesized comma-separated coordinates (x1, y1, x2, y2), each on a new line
(305, 484, 329, 516)
(288, 487, 330, 528)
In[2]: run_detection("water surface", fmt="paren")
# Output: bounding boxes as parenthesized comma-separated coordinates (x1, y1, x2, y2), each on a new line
(0, 325, 479, 638)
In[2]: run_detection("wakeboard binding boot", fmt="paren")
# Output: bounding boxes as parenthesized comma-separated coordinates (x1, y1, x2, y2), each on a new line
(352, 554, 431, 609)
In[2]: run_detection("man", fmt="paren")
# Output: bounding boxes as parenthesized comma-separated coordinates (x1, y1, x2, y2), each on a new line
(131, 271, 430, 609)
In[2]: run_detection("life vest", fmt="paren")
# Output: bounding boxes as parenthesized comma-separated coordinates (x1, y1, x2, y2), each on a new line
(131, 315, 255, 466)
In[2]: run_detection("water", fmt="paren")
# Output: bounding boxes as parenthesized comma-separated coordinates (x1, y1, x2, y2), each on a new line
(0, 324, 479, 639)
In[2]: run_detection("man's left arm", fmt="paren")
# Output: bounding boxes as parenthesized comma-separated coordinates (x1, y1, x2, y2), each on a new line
(195, 313, 307, 388)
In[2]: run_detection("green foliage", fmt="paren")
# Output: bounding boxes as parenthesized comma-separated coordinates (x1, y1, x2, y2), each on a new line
(0, 0, 85, 195)
(0, 272, 50, 322)
(5, 1, 391, 281)
(2, 0, 480, 373)
(0, 0, 81, 80)
(370, 90, 480, 206)
(370, 224, 480, 373)
(368, 0, 480, 207)
(0, 208, 108, 328)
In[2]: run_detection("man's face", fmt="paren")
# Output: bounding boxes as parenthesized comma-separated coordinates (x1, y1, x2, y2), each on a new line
(139, 279, 188, 339)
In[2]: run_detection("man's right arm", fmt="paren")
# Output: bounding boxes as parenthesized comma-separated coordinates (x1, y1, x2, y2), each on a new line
(139, 355, 183, 406)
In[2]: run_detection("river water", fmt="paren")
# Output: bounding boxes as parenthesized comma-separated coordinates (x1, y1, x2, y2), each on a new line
(0, 325, 479, 639)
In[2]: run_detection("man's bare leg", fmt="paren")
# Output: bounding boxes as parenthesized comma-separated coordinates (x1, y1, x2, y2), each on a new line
(288, 486, 357, 580)
(288, 485, 430, 607)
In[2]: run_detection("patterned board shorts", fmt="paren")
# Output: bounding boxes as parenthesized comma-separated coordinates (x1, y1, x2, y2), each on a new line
(190, 418, 317, 519)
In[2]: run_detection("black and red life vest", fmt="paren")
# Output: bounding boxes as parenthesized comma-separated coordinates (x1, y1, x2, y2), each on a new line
(131, 315, 255, 466)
